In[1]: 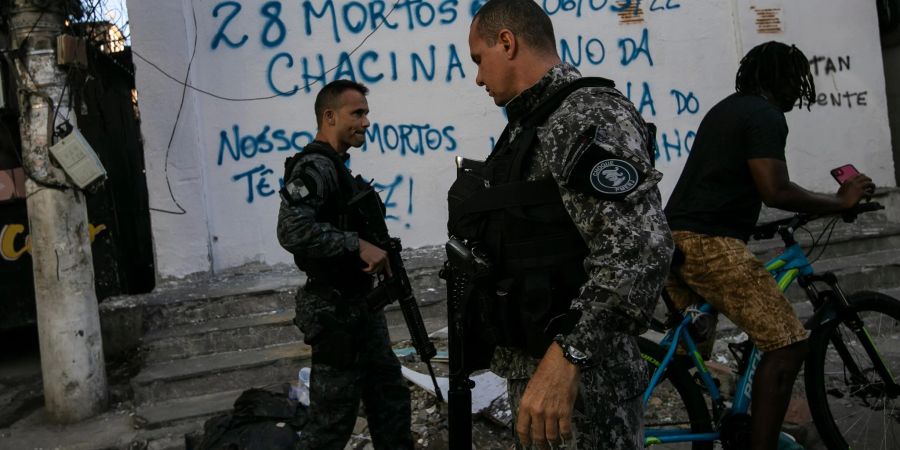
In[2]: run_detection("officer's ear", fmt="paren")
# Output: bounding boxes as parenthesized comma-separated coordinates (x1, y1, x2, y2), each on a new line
(324, 109, 336, 126)
(498, 29, 516, 59)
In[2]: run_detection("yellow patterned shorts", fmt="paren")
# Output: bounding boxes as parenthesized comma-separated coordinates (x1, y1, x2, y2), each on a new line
(665, 230, 809, 352)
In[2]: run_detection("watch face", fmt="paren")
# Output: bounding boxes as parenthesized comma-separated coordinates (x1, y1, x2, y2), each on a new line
(567, 345, 588, 361)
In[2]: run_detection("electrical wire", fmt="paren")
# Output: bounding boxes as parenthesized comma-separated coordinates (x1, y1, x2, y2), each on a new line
(798, 226, 815, 251)
(16, 9, 46, 50)
(147, 0, 199, 215)
(50, 66, 73, 140)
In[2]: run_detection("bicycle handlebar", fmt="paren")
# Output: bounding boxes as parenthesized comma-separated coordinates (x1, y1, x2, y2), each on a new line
(750, 202, 884, 242)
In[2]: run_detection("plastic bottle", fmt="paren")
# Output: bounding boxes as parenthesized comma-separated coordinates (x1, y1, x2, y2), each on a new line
(777, 431, 804, 450)
(290, 367, 311, 406)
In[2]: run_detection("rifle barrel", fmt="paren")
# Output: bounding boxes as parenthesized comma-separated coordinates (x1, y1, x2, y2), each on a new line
(425, 361, 445, 403)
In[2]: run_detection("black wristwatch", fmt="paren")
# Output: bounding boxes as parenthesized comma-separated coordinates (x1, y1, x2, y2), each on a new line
(555, 336, 593, 369)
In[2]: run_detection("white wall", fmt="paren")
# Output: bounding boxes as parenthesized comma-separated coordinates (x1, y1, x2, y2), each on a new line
(129, 0, 212, 277)
(884, 37, 900, 185)
(128, 0, 895, 279)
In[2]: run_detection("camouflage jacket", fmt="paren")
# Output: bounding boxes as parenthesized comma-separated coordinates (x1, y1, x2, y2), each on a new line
(492, 64, 674, 379)
(276, 144, 360, 265)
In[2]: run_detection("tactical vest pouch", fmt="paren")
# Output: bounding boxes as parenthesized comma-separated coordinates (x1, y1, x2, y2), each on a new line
(490, 275, 556, 357)
(447, 166, 491, 240)
(488, 264, 586, 358)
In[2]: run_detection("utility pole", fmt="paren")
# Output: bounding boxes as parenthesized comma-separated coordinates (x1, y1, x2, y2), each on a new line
(7, 0, 107, 422)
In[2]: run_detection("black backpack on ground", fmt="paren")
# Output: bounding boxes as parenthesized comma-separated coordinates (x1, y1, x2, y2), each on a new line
(191, 388, 307, 450)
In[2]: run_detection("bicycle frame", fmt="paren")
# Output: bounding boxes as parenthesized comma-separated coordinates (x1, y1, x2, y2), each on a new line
(643, 242, 812, 446)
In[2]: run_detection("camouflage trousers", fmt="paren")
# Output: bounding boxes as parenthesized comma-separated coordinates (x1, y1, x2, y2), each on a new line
(294, 284, 413, 450)
(506, 346, 645, 449)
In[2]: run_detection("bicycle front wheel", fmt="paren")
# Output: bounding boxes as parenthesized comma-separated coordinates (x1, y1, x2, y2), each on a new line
(805, 291, 900, 450)
(640, 336, 714, 450)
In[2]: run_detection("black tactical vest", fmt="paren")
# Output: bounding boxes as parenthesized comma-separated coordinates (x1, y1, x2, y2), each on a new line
(282, 141, 372, 288)
(446, 78, 620, 356)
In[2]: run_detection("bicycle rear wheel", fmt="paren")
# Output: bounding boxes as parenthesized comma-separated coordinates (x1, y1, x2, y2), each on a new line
(639, 336, 714, 450)
(805, 291, 900, 450)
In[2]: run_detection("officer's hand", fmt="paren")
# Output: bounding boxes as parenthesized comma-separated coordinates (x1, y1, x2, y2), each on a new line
(516, 342, 580, 449)
(359, 238, 393, 277)
(837, 174, 876, 209)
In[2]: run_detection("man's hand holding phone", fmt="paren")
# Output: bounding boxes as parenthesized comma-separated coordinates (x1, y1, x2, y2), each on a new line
(832, 164, 876, 208)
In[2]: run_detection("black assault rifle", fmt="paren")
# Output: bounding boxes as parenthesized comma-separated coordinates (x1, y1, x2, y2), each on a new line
(349, 184, 444, 403)
(442, 238, 494, 450)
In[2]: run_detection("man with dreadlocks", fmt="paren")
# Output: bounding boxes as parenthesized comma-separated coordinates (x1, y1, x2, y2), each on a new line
(664, 41, 875, 449)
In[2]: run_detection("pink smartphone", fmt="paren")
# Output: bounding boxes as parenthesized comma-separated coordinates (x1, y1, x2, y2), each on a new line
(831, 164, 860, 184)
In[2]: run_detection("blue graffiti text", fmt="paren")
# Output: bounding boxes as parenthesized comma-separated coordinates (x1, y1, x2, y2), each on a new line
(211, 1, 249, 49)
(560, 35, 606, 67)
(619, 28, 653, 67)
(303, 0, 460, 44)
(374, 174, 415, 228)
(218, 125, 313, 166)
(624, 81, 656, 117)
(233, 164, 280, 204)
(363, 124, 457, 156)
(670, 89, 699, 115)
(266, 45, 465, 95)
(655, 128, 696, 162)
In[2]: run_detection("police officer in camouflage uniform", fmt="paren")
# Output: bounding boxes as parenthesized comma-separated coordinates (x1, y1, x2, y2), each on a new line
(456, 1, 673, 448)
(277, 80, 413, 450)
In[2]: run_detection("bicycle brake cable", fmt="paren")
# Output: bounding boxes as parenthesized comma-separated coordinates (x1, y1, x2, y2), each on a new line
(808, 217, 840, 264)
(799, 226, 815, 254)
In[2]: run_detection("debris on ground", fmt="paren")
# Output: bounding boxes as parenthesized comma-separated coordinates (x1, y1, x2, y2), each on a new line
(343, 337, 518, 449)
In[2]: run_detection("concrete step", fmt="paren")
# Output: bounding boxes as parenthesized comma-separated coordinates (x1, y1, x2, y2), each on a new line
(383, 294, 446, 329)
(99, 265, 304, 359)
(141, 290, 296, 333)
(141, 289, 447, 364)
(133, 388, 244, 430)
(750, 219, 900, 263)
(387, 315, 448, 346)
(141, 266, 445, 339)
(783, 248, 900, 302)
(142, 310, 301, 364)
(132, 341, 311, 405)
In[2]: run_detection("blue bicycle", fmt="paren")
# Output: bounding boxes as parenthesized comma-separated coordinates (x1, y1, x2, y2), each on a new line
(641, 202, 900, 449)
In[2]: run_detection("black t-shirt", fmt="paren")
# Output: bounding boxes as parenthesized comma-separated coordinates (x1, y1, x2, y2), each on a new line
(665, 93, 788, 241)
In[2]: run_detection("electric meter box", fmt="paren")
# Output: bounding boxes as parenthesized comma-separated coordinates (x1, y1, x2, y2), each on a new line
(49, 128, 106, 189)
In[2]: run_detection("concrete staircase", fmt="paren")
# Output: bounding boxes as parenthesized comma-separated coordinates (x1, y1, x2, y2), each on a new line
(96, 249, 449, 446)
(100, 268, 309, 433)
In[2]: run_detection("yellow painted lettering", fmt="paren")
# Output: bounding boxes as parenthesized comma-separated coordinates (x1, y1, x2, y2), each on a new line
(0, 223, 106, 262)
(0, 224, 30, 261)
